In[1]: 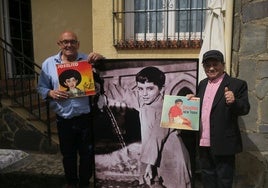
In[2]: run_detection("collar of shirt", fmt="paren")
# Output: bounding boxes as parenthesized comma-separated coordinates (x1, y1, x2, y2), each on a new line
(54, 52, 85, 63)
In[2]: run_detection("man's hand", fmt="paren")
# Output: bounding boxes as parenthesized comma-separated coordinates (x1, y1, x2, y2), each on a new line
(88, 52, 104, 62)
(224, 87, 235, 104)
(48, 90, 69, 100)
(186, 94, 195, 100)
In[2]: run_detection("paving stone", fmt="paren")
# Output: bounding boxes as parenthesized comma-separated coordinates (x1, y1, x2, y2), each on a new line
(0, 149, 29, 170)
(0, 150, 95, 188)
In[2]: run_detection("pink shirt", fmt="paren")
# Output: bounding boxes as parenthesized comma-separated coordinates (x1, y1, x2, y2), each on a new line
(199, 74, 225, 146)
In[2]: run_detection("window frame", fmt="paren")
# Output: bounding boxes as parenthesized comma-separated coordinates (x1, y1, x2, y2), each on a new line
(113, 0, 207, 49)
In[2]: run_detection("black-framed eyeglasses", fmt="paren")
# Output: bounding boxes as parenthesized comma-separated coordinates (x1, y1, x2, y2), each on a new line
(59, 40, 78, 46)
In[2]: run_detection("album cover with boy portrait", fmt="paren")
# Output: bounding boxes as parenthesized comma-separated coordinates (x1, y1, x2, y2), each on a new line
(56, 60, 96, 98)
(160, 95, 200, 131)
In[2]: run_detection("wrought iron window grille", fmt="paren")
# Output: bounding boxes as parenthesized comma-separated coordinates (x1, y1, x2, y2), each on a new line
(113, 0, 207, 50)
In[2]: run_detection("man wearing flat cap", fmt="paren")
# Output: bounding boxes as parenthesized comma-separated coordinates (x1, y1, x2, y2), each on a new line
(187, 50, 250, 188)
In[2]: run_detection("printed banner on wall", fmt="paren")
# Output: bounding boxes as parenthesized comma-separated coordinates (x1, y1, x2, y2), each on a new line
(93, 59, 198, 188)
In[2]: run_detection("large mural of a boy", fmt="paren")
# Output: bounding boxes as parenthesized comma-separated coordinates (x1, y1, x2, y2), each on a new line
(93, 59, 197, 188)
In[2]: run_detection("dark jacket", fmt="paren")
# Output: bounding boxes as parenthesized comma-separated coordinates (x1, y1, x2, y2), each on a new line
(197, 73, 250, 155)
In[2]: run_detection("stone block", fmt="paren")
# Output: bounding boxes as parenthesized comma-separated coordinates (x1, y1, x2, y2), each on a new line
(242, 1, 268, 22)
(240, 23, 267, 56)
(260, 96, 268, 123)
(239, 91, 257, 132)
(259, 124, 268, 133)
(242, 133, 268, 152)
(256, 60, 268, 79)
(256, 79, 268, 99)
(239, 59, 256, 91)
(235, 151, 267, 188)
(232, 16, 241, 52)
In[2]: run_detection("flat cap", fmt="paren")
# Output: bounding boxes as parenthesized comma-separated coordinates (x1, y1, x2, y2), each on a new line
(202, 50, 224, 63)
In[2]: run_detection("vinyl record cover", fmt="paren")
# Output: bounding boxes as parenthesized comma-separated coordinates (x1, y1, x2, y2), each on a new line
(56, 60, 96, 98)
(160, 95, 200, 131)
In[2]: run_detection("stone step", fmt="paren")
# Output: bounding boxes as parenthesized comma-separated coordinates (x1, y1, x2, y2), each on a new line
(1, 97, 59, 151)
(1, 78, 56, 134)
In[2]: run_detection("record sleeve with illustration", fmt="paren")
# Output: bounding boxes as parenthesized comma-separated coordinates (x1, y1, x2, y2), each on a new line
(56, 60, 96, 98)
(160, 95, 200, 131)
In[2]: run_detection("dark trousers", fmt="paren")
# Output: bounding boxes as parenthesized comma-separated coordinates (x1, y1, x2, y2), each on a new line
(199, 147, 235, 188)
(181, 130, 198, 188)
(57, 113, 94, 186)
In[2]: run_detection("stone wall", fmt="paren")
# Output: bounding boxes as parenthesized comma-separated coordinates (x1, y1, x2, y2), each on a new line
(232, 0, 268, 187)
(0, 106, 58, 153)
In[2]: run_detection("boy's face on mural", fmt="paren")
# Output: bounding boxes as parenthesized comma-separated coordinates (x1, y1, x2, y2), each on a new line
(137, 81, 161, 105)
(64, 77, 78, 89)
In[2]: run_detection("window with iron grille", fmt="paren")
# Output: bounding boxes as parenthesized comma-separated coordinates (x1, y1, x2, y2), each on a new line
(113, 0, 207, 49)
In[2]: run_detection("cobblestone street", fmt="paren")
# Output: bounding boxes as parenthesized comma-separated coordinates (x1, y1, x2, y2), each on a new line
(0, 149, 65, 187)
(0, 149, 202, 188)
(0, 149, 95, 187)
(0, 150, 64, 176)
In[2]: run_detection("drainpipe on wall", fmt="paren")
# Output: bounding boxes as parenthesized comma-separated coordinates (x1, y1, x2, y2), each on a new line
(225, 0, 234, 75)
